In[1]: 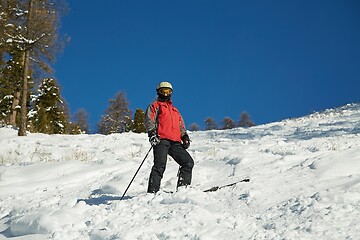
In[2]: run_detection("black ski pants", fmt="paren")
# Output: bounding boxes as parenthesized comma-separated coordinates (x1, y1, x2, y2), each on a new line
(148, 139, 194, 193)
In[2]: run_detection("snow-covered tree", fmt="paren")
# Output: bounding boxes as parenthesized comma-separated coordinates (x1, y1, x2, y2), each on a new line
(28, 77, 68, 134)
(0, 52, 23, 126)
(97, 91, 133, 135)
(0, 0, 68, 136)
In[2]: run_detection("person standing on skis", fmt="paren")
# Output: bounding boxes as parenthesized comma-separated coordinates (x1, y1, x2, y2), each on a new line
(144, 81, 194, 193)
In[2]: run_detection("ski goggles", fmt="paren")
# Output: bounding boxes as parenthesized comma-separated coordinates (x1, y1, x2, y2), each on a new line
(158, 88, 172, 96)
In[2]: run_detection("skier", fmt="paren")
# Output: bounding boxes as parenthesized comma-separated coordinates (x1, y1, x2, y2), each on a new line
(144, 81, 194, 193)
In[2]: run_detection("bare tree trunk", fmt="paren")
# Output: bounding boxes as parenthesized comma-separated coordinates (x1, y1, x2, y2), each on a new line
(18, 50, 30, 136)
(18, 0, 34, 136)
(9, 91, 20, 126)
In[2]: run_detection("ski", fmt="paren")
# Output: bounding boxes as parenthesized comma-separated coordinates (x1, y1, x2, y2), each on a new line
(161, 178, 250, 194)
(82, 178, 251, 203)
(203, 178, 250, 192)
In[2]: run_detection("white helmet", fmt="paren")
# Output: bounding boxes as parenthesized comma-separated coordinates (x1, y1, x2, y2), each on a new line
(156, 82, 173, 99)
(156, 81, 173, 91)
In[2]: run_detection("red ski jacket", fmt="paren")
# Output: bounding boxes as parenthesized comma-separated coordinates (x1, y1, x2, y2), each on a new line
(144, 99, 187, 142)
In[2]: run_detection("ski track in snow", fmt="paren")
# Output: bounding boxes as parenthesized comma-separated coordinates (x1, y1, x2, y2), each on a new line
(0, 103, 360, 239)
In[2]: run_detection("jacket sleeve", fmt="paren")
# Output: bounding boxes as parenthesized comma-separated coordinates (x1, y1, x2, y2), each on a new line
(179, 114, 187, 137)
(144, 102, 159, 133)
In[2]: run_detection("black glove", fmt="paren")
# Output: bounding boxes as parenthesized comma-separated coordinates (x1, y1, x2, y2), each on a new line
(148, 130, 160, 146)
(181, 134, 191, 149)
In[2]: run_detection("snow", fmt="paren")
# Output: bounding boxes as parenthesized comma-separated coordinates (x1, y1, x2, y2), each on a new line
(0, 103, 360, 240)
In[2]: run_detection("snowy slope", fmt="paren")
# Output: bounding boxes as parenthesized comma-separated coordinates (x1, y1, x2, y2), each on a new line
(0, 103, 359, 240)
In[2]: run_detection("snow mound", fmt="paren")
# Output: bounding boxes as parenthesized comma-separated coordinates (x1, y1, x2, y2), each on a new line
(1, 103, 360, 239)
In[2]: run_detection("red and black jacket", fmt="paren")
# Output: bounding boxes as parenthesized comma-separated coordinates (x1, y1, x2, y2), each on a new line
(144, 99, 187, 143)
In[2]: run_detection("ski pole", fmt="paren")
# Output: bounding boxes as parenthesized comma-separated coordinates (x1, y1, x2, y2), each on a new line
(176, 167, 180, 191)
(120, 146, 153, 200)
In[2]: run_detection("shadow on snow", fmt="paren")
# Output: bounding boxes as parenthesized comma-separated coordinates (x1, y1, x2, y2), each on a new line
(77, 194, 133, 205)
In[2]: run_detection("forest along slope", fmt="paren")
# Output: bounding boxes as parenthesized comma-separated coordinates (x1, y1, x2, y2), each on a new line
(0, 103, 359, 239)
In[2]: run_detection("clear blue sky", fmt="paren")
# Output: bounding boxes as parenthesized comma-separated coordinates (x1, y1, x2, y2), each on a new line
(54, 0, 360, 132)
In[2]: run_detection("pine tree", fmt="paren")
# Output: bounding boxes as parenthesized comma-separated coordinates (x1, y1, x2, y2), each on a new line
(1, 0, 68, 136)
(0, 1, 7, 85)
(238, 111, 255, 128)
(97, 91, 133, 135)
(29, 77, 68, 134)
(66, 122, 82, 135)
(221, 117, 236, 130)
(0, 52, 23, 126)
(205, 117, 217, 130)
(73, 108, 90, 134)
(189, 123, 200, 131)
(132, 108, 146, 133)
